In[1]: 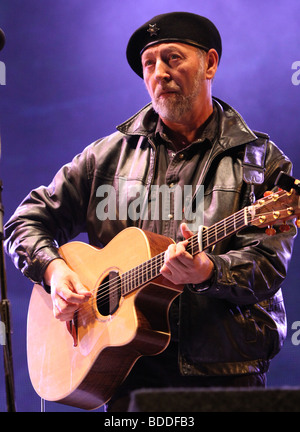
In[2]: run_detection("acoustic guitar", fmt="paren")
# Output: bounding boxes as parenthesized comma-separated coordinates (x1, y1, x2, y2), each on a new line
(27, 175, 300, 410)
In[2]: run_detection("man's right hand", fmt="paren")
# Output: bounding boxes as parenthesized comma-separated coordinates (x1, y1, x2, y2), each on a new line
(44, 259, 92, 321)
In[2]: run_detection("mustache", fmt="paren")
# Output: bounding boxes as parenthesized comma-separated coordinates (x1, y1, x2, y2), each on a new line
(154, 83, 181, 98)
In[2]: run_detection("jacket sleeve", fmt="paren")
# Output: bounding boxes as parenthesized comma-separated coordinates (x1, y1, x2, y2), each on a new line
(189, 141, 297, 306)
(4, 147, 93, 283)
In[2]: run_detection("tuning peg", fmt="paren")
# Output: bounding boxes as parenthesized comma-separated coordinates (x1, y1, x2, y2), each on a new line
(265, 225, 276, 236)
(263, 188, 282, 197)
(279, 222, 290, 233)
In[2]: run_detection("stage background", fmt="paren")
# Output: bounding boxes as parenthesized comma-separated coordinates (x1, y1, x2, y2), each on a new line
(0, 0, 299, 412)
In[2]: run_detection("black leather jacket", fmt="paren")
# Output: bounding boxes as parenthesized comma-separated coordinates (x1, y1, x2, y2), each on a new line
(4, 98, 296, 376)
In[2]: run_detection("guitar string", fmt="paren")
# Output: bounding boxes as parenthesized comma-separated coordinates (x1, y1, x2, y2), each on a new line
(93, 205, 290, 311)
(73, 208, 253, 321)
(79, 190, 289, 309)
(72, 212, 288, 328)
(90, 208, 248, 301)
(81, 208, 252, 317)
(75, 190, 291, 324)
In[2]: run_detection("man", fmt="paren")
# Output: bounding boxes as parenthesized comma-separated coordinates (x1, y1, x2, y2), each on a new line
(4, 12, 296, 411)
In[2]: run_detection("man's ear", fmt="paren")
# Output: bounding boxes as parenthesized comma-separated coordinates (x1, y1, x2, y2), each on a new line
(206, 49, 219, 80)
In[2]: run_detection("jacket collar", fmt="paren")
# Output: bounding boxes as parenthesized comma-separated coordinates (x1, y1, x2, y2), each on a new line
(117, 97, 258, 150)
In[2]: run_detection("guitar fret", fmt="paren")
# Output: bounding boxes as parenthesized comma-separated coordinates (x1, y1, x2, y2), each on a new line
(121, 252, 164, 296)
(138, 263, 143, 286)
(127, 269, 132, 293)
(218, 221, 224, 241)
(215, 223, 218, 243)
(154, 256, 159, 278)
(122, 273, 126, 295)
(121, 208, 252, 297)
(200, 210, 248, 252)
(147, 262, 152, 281)
(187, 237, 195, 256)
(152, 257, 158, 278)
(133, 266, 138, 289)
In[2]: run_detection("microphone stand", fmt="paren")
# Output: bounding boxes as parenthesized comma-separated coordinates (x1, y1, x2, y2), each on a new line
(0, 178, 16, 412)
(0, 27, 16, 412)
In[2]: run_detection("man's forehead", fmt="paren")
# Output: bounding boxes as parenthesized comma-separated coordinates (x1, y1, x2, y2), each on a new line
(141, 42, 199, 58)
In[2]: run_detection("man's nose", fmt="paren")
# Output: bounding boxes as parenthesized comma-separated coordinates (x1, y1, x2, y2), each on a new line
(154, 59, 171, 82)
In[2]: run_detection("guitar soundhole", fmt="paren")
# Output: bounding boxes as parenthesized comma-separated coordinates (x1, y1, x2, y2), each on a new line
(96, 270, 121, 317)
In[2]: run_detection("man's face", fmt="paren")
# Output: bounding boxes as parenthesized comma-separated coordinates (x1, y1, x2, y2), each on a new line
(141, 42, 207, 123)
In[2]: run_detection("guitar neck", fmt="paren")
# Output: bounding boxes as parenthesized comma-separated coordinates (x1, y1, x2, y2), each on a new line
(186, 206, 251, 256)
(121, 207, 251, 296)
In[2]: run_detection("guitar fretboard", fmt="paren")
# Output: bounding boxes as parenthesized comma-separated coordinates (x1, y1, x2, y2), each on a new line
(121, 207, 251, 296)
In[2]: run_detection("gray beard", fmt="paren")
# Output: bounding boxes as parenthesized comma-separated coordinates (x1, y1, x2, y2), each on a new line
(151, 67, 204, 123)
(152, 93, 193, 123)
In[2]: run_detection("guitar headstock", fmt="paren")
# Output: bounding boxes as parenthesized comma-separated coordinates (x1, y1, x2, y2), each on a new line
(249, 186, 300, 235)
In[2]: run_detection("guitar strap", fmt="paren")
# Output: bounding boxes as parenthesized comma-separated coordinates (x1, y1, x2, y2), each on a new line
(197, 133, 269, 265)
(242, 132, 269, 203)
(188, 131, 269, 218)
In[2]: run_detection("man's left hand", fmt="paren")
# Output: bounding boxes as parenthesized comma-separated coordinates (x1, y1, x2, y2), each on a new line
(160, 223, 215, 285)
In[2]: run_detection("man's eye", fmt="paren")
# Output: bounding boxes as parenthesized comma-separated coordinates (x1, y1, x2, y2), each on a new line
(169, 54, 180, 61)
(144, 59, 154, 67)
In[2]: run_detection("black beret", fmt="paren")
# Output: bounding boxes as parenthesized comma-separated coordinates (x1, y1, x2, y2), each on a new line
(126, 12, 222, 78)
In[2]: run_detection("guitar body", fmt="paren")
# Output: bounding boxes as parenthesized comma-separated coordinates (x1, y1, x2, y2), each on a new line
(27, 227, 183, 410)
